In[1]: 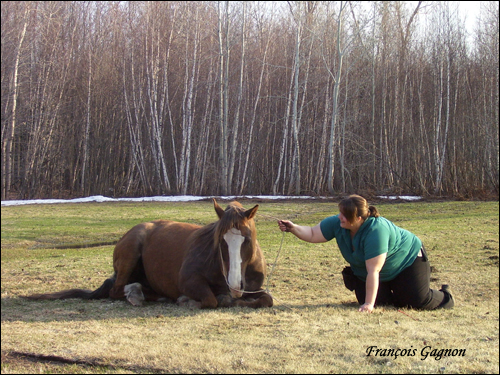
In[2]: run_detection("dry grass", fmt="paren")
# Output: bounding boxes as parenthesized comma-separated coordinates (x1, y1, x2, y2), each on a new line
(1, 200, 498, 373)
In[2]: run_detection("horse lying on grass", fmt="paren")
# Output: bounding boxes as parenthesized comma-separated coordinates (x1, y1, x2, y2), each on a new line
(26, 199, 273, 309)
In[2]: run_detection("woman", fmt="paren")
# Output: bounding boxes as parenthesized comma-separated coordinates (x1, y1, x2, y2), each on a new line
(278, 194, 454, 312)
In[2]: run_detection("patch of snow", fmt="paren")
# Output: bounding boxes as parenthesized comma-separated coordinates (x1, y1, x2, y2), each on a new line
(2, 194, 422, 206)
(1, 194, 322, 206)
(377, 196, 422, 201)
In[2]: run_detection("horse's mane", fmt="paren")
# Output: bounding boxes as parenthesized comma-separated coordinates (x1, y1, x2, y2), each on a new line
(186, 202, 256, 268)
(184, 221, 218, 268)
(214, 202, 250, 242)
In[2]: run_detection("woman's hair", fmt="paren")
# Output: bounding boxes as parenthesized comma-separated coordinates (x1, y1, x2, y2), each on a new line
(338, 194, 380, 223)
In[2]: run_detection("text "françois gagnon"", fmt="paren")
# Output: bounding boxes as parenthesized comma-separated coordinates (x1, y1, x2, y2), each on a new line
(366, 345, 466, 361)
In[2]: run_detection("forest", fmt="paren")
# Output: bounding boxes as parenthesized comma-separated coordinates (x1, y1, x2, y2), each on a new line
(1, 1, 499, 200)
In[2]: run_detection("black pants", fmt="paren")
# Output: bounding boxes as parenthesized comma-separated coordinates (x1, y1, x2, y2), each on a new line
(342, 246, 454, 310)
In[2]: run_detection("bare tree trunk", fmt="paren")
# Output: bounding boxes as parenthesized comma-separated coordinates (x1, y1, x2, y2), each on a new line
(239, 15, 271, 195)
(340, 63, 348, 193)
(290, 18, 302, 195)
(164, 5, 179, 191)
(179, 5, 199, 195)
(272, 59, 295, 195)
(451, 70, 460, 195)
(433, 49, 444, 194)
(217, 1, 229, 195)
(286, 1, 317, 195)
(228, 2, 246, 191)
(370, 2, 378, 186)
(2, 4, 28, 200)
(145, 6, 171, 194)
(81, 44, 92, 195)
(326, 1, 347, 195)
(123, 45, 151, 195)
(434, 49, 451, 194)
(416, 71, 431, 194)
(313, 76, 331, 193)
(395, 1, 421, 190)
(22, 3, 72, 199)
(194, 33, 216, 195)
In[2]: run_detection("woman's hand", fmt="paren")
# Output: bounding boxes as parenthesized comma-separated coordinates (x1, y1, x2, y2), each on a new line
(277, 221, 327, 243)
(278, 220, 294, 232)
(359, 302, 374, 313)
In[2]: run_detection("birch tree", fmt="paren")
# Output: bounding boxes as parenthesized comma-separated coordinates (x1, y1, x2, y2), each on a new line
(1, 2, 28, 200)
(178, 3, 200, 194)
(144, 2, 171, 194)
(288, 1, 303, 195)
(122, 2, 151, 195)
(475, 1, 499, 193)
(240, 3, 273, 194)
(228, 2, 246, 191)
(217, 1, 230, 195)
(431, 2, 457, 194)
(323, 1, 348, 195)
(22, 2, 75, 198)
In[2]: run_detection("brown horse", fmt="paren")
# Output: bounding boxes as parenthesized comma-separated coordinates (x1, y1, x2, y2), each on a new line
(26, 199, 273, 309)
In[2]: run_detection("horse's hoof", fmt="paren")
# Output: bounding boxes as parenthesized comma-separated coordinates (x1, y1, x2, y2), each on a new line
(235, 294, 273, 308)
(187, 300, 202, 309)
(124, 283, 144, 306)
(176, 295, 190, 306)
(216, 294, 233, 307)
(176, 295, 202, 309)
(156, 297, 173, 303)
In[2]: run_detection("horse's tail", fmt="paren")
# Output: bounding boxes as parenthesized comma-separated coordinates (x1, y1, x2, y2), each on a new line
(24, 274, 116, 300)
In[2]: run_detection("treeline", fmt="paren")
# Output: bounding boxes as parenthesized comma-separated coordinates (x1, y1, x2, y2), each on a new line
(1, 1, 498, 200)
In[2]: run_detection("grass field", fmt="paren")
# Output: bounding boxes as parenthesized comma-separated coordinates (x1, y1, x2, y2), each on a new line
(1, 199, 499, 373)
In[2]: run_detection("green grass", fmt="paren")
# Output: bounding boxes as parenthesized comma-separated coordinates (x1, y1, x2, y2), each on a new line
(1, 200, 499, 373)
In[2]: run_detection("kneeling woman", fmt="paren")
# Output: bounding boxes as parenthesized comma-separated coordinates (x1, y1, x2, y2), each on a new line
(278, 195, 454, 313)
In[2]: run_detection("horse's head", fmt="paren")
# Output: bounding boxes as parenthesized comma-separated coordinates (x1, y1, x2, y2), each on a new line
(213, 198, 259, 298)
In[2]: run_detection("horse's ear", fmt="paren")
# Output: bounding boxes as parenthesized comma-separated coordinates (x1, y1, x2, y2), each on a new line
(213, 198, 225, 219)
(245, 204, 259, 220)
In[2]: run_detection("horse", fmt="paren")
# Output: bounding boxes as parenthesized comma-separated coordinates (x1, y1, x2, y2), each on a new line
(26, 199, 273, 309)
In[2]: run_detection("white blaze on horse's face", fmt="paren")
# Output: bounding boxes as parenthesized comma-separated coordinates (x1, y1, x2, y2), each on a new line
(223, 228, 245, 298)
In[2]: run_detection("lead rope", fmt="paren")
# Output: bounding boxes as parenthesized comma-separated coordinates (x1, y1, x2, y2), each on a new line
(219, 242, 284, 298)
(218, 244, 265, 295)
(255, 213, 295, 309)
(219, 220, 292, 310)
(254, 212, 286, 293)
(264, 231, 294, 310)
(265, 231, 285, 293)
(255, 213, 293, 309)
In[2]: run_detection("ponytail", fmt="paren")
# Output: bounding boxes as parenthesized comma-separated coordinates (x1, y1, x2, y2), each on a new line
(368, 205, 380, 218)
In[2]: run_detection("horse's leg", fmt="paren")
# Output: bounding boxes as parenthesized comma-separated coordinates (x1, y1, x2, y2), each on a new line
(142, 285, 173, 303)
(216, 294, 233, 307)
(178, 276, 218, 309)
(234, 291, 274, 308)
(176, 295, 202, 309)
(109, 236, 144, 301)
(122, 282, 173, 306)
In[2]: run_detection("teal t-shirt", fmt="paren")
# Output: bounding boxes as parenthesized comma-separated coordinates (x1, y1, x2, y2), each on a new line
(320, 215, 421, 282)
